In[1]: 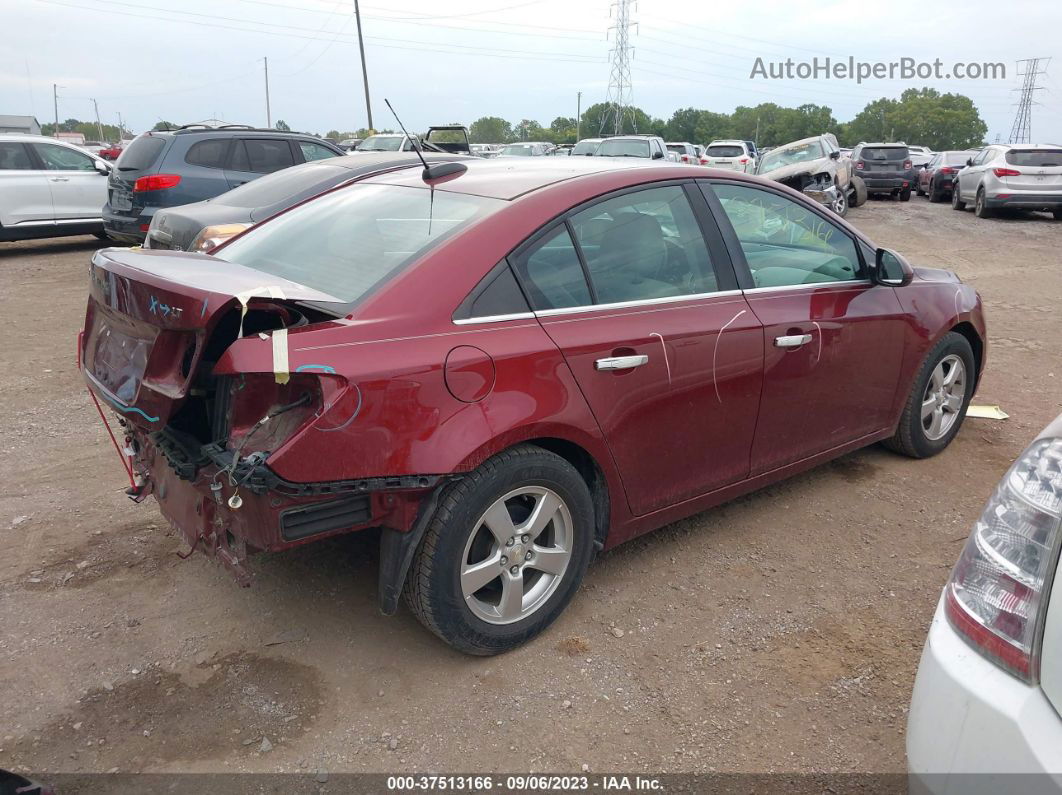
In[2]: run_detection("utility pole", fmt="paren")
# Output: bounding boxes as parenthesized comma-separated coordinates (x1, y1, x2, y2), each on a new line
(354, 0, 373, 131)
(601, 0, 635, 136)
(576, 91, 582, 141)
(263, 57, 272, 128)
(53, 83, 59, 138)
(117, 112, 124, 140)
(1009, 57, 1050, 143)
(91, 98, 105, 144)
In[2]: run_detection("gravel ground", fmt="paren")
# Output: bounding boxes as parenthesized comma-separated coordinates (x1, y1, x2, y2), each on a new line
(1, 196, 1060, 779)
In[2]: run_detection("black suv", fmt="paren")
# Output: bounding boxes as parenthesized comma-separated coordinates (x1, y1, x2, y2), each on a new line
(103, 125, 344, 243)
(851, 142, 915, 200)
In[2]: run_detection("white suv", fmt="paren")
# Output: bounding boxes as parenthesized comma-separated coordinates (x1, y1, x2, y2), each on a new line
(701, 140, 756, 172)
(953, 143, 1062, 219)
(908, 413, 1062, 792)
(0, 133, 111, 242)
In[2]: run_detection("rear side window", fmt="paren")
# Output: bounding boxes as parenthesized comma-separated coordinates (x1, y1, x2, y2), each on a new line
(185, 139, 231, 169)
(0, 142, 33, 170)
(511, 226, 592, 310)
(457, 264, 530, 319)
(231, 139, 295, 173)
(1006, 149, 1062, 167)
(861, 147, 908, 161)
(706, 145, 743, 157)
(32, 143, 95, 171)
(116, 135, 166, 171)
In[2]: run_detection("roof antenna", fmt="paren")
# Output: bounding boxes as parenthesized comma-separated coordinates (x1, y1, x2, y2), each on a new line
(384, 98, 467, 182)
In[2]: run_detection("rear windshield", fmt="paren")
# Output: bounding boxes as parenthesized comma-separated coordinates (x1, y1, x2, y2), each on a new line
(666, 144, 688, 153)
(861, 146, 908, 161)
(116, 135, 167, 171)
(706, 145, 743, 157)
(500, 144, 536, 156)
(945, 151, 976, 165)
(216, 184, 504, 309)
(571, 140, 600, 156)
(214, 162, 350, 208)
(357, 136, 404, 152)
(596, 139, 649, 157)
(1005, 149, 1062, 167)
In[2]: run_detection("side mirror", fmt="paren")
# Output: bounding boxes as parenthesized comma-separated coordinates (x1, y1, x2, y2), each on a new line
(93, 159, 110, 175)
(829, 150, 840, 160)
(966, 158, 973, 167)
(651, 150, 664, 160)
(872, 247, 914, 287)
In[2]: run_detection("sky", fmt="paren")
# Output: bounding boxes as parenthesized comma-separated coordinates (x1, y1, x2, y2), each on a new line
(1, 0, 1059, 143)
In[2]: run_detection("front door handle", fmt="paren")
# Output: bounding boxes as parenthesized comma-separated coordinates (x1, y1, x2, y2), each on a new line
(595, 354, 649, 371)
(774, 334, 813, 349)
(50, 177, 70, 182)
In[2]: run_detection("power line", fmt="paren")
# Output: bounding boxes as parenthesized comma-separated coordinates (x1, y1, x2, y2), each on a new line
(1009, 57, 1050, 143)
(601, 0, 635, 136)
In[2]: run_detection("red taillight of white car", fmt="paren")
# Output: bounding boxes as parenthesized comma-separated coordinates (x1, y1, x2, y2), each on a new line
(993, 167, 1022, 178)
(945, 437, 1062, 681)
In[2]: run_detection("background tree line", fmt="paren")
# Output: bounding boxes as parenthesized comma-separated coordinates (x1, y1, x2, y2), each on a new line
(459, 88, 986, 151)
(45, 87, 987, 153)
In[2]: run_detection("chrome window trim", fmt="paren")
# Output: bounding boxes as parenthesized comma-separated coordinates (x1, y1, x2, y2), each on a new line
(452, 311, 537, 325)
(742, 279, 872, 294)
(533, 289, 744, 318)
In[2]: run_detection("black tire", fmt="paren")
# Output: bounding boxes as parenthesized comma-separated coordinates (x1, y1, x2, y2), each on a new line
(850, 175, 868, 207)
(405, 444, 595, 655)
(899, 187, 912, 202)
(974, 189, 993, 218)
(93, 231, 111, 241)
(915, 179, 925, 196)
(928, 180, 943, 203)
(1054, 209, 1062, 220)
(884, 332, 976, 459)
(952, 185, 967, 211)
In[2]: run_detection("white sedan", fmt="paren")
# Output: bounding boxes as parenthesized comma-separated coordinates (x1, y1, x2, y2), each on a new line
(908, 412, 1062, 793)
(0, 133, 111, 242)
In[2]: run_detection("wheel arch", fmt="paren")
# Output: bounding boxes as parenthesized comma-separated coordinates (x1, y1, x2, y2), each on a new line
(950, 321, 984, 386)
(523, 437, 611, 551)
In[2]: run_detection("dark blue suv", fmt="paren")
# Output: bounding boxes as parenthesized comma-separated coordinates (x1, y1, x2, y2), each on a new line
(103, 126, 344, 243)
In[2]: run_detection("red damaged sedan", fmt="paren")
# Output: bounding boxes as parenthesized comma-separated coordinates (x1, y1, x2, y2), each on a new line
(80, 157, 986, 654)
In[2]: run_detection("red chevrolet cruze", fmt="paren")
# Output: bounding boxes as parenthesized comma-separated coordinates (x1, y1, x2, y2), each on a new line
(80, 157, 986, 654)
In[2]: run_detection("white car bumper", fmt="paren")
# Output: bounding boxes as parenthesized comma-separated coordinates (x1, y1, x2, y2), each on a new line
(907, 595, 1062, 794)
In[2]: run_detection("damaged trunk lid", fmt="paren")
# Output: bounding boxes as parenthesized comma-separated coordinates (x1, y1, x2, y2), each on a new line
(81, 247, 342, 429)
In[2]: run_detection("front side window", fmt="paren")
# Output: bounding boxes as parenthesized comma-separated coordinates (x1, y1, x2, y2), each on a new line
(217, 184, 504, 311)
(299, 141, 337, 162)
(32, 143, 95, 171)
(709, 183, 861, 288)
(570, 185, 718, 302)
(0, 142, 33, 170)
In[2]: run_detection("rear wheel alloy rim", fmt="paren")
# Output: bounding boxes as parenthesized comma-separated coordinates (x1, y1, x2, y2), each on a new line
(921, 354, 966, 441)
(460, 486, 573, 625)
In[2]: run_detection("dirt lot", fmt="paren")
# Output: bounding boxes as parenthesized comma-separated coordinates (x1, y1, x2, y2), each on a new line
(1, 197, 1060, 779)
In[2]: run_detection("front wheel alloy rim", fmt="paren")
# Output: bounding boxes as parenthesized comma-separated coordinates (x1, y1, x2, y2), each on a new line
(833, 188, 847, 215)
(921, 354, 966, 441)
(460, 486, 573, 625)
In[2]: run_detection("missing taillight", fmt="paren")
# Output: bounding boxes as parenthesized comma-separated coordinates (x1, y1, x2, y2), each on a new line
(226, 374, 322, 456)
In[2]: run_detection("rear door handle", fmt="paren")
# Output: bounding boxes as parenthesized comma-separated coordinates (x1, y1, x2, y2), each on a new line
(50, 177, 70, 182)
(595, 354, 649, 371)
(774, 334, 813, 349)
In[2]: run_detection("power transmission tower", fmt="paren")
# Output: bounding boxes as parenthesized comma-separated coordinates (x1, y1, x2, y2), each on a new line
(600, 0, 636, 136)
(1009, 57, 1049, 144)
